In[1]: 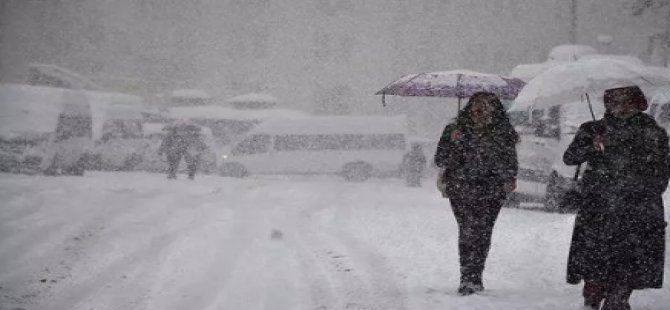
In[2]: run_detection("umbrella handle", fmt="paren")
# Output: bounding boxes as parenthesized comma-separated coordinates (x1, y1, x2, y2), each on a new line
(585, 93, 596, 121)
(382, 92, 386, 107)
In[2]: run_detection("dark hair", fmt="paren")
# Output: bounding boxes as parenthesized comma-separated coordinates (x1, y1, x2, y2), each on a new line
(603, 85, 648, 111)
(454, 92, 519, 143)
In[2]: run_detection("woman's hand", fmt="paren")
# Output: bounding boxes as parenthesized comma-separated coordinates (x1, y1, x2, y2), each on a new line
(503, 181, 516, 193)
(593, 134, 604, 152)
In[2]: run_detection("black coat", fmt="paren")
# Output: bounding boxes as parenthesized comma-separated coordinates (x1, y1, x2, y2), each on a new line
(159, 130, 187, 158)
(564, 112, 669, 289)
(434, 122, 518, 200)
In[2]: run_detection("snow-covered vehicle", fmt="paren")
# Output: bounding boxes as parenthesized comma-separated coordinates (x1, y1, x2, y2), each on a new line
(218, 115, 409, 181)
(168, 89, 211, 106)
(0, 84, 93, 175)
(508, 100, 608, 210)
(135, 123, 218, 174)
(89, 102, 148, 171)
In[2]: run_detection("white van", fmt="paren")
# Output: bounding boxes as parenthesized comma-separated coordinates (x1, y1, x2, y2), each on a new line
(218, 115, 409, 181)
(0, 84, 94, 175)
(0, 83, 150, 175)
(508, 100, 606, 210)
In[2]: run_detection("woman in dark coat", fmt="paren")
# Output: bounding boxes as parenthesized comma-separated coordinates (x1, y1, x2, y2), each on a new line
(563, 85, 668, 310)
(434, 92, 519, 296)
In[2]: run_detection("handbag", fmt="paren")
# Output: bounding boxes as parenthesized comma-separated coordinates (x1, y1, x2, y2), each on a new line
(558, 164, 587, 212)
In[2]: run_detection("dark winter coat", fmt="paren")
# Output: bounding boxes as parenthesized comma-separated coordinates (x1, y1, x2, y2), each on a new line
(434, 122, 518, 200)
(158, 129, 188, 158)
(564, 112, 668, 289)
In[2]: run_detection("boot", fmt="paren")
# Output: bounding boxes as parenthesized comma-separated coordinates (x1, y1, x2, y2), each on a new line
(457, 282, 477, 296)
(458, 271, 484, 296)
(583, 280, 604, 309)
(601, 286, 632, 310)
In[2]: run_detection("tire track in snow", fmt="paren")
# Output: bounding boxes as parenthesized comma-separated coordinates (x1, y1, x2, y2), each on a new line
(0, 185, 174, 310)
(0, 187, 167, 275)
(293, 227, 407, 310)
(142, 182, 276, 310)
(30, 184, 233, 310)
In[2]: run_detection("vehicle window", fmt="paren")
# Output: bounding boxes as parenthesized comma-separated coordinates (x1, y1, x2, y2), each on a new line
(274, 134, 406, 151)
(508, 110, 530, 126)
(531, 106, 560, 139)
(200, 119, 258, 146)
(231, 134, 270, 155)
(55, 115, 93, 141)
(102, 120, 143, 141)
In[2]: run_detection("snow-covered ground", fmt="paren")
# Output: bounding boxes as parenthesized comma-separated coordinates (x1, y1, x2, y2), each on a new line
(0, 172, 668, 310)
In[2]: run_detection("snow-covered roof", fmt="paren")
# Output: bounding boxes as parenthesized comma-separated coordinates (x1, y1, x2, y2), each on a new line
(227, 93, 277, 104)
(547, 45, 597, 62)
(226, 93, 278, 109)
(171, 89, 211, 99)
(248, 115, 408, 135)
(28, 63, 102, 91)
(168, 106, 309, 121)
(0, 83, 145, 140)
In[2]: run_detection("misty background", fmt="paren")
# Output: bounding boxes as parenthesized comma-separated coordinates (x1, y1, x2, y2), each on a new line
(0, 0, 667, 120)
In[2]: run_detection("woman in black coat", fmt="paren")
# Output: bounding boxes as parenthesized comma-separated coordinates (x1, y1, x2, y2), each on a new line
(563, 85, 668, 310)
(434, 92, 519, 296)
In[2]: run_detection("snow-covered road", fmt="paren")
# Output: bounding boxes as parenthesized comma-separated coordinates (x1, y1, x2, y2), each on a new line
(1, 172, 668, 310)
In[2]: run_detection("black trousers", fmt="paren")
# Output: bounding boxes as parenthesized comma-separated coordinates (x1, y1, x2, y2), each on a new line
(167, 153, 181, 178)
(450, 194, 504, 284)
(167, 153, 198, 178)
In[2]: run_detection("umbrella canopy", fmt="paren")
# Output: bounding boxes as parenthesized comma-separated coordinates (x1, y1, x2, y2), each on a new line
(376, 70, 526, 105)
(508, 58, 670, 112)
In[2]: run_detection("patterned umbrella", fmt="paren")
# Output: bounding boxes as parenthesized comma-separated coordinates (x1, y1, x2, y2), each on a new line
(376, 70, 526, 107)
